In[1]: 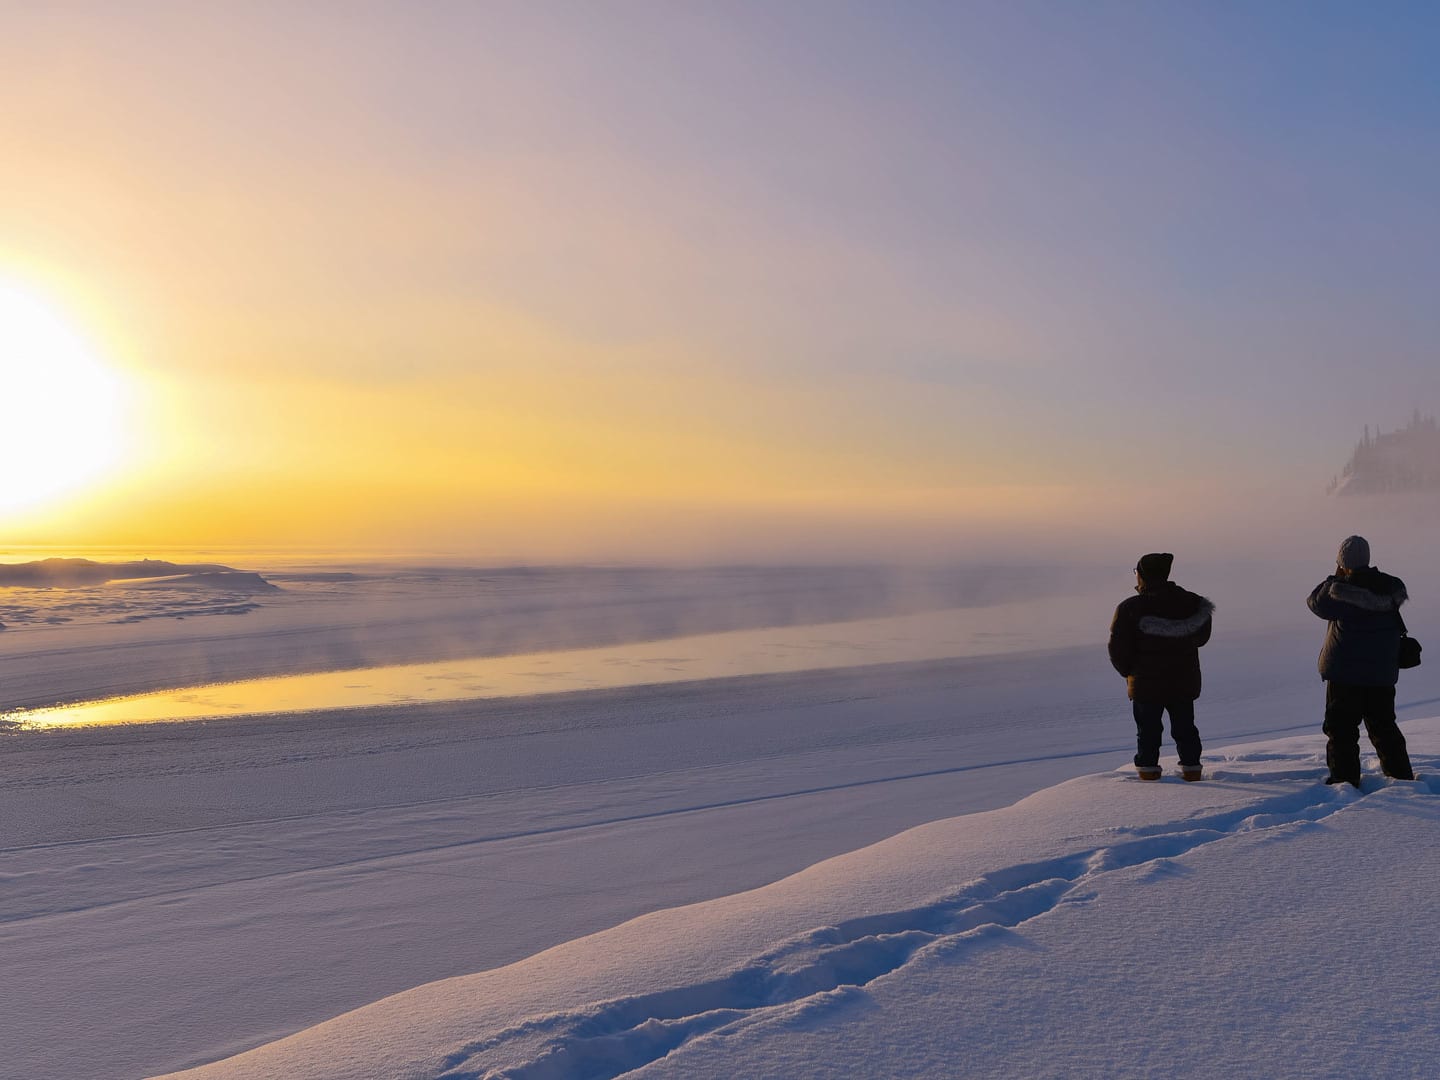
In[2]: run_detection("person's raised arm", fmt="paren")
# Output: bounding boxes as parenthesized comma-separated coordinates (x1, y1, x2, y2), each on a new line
(1307, 576, 1343, 620)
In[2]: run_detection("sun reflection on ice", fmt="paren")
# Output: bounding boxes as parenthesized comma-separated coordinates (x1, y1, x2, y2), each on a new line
(5, 593, 1111, 729)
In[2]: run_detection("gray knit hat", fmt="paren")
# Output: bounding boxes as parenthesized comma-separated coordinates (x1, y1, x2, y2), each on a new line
(1337, 535, 1370, 570)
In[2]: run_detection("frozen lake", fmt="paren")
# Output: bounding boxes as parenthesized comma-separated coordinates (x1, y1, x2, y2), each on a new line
(5, 557, 1439, 1078)
(7, 591, 1112, 728)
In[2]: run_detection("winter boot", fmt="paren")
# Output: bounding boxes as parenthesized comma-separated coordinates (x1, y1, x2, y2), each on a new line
(1180, 764, 1203, 782)
(1136, 765, 1163, 781)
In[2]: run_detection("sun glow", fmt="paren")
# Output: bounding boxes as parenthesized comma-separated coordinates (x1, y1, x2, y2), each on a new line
(0, 279, 132, 517)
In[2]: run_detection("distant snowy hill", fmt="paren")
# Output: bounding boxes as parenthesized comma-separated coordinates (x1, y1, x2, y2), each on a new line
(1327, 412, 1440, 495)
(0, 559, 278, 631)
(157, 722, 1440, 1080)
(0, 557, 241, 587)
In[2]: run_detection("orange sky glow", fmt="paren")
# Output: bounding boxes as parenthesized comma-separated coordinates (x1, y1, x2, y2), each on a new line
(4, 5, 1434, 562)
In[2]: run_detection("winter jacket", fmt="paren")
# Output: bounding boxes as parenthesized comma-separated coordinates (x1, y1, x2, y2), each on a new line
(1307, 567, 1407, 686)
(1108, 581, 1214, 702)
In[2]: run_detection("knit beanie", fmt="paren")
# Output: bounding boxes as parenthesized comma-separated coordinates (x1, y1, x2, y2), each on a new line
(1337, 535, 1370, 570)
(1137, 552, 1174, 584)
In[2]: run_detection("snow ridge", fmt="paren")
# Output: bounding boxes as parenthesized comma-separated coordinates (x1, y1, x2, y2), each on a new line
(436, 773, 1400, 1080)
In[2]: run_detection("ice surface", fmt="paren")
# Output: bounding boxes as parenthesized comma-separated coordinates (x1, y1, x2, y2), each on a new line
(10, 592, 1114, 727)
(3, 561, 1438, 1079)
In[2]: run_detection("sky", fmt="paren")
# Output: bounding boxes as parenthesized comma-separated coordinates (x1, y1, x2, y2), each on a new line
(3, 1, 1439, 561)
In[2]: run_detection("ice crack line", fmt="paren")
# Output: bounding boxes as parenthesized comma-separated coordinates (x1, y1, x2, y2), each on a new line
(436, 784, 1361, 1080)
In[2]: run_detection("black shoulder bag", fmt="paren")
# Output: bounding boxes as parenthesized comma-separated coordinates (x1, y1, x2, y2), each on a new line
(1398, 611, 1423, 670)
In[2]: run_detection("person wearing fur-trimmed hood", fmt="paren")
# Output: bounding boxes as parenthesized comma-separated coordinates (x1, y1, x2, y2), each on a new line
(1307, 535, 1414, 787)
(1108, 552, 1214, 781)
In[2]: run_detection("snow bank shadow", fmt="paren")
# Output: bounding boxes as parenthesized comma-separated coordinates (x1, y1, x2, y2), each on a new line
(1204, 767, 1326, 784)
(436, 785, 1352, 1080)
(1203, 746, 1328, 785)
(1204, 749, 1440, 793)
(1406, 757, 1440, 795)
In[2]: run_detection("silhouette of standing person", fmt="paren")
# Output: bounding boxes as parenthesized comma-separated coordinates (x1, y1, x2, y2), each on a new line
(1108, 553, 1214, 781)
(1307, 535, 1415, 787)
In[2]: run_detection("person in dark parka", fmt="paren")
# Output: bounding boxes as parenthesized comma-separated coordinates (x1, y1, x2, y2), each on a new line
(1108, 552, 1215, 781)
(1307, 535, 1414, 787)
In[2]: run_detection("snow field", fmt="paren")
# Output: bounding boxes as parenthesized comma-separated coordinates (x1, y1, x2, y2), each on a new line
(157, 727, 1440, 1079)
(6, 561, 1438, 1078)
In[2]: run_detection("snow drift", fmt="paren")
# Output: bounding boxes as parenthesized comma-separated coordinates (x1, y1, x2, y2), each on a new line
(156, 723, 1440, 1080)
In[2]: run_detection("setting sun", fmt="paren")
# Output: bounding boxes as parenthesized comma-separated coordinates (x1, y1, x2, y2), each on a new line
(0, 278, 132, 517)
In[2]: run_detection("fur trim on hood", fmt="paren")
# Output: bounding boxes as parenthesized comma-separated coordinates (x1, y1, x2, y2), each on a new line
(1138, 598, 1216, 638)
(1326, 580, 1406, 612)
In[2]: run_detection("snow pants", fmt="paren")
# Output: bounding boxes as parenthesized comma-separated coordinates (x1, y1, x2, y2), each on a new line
(1323, 683, 1414, 787)
(1132, 699, 1202, 769)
